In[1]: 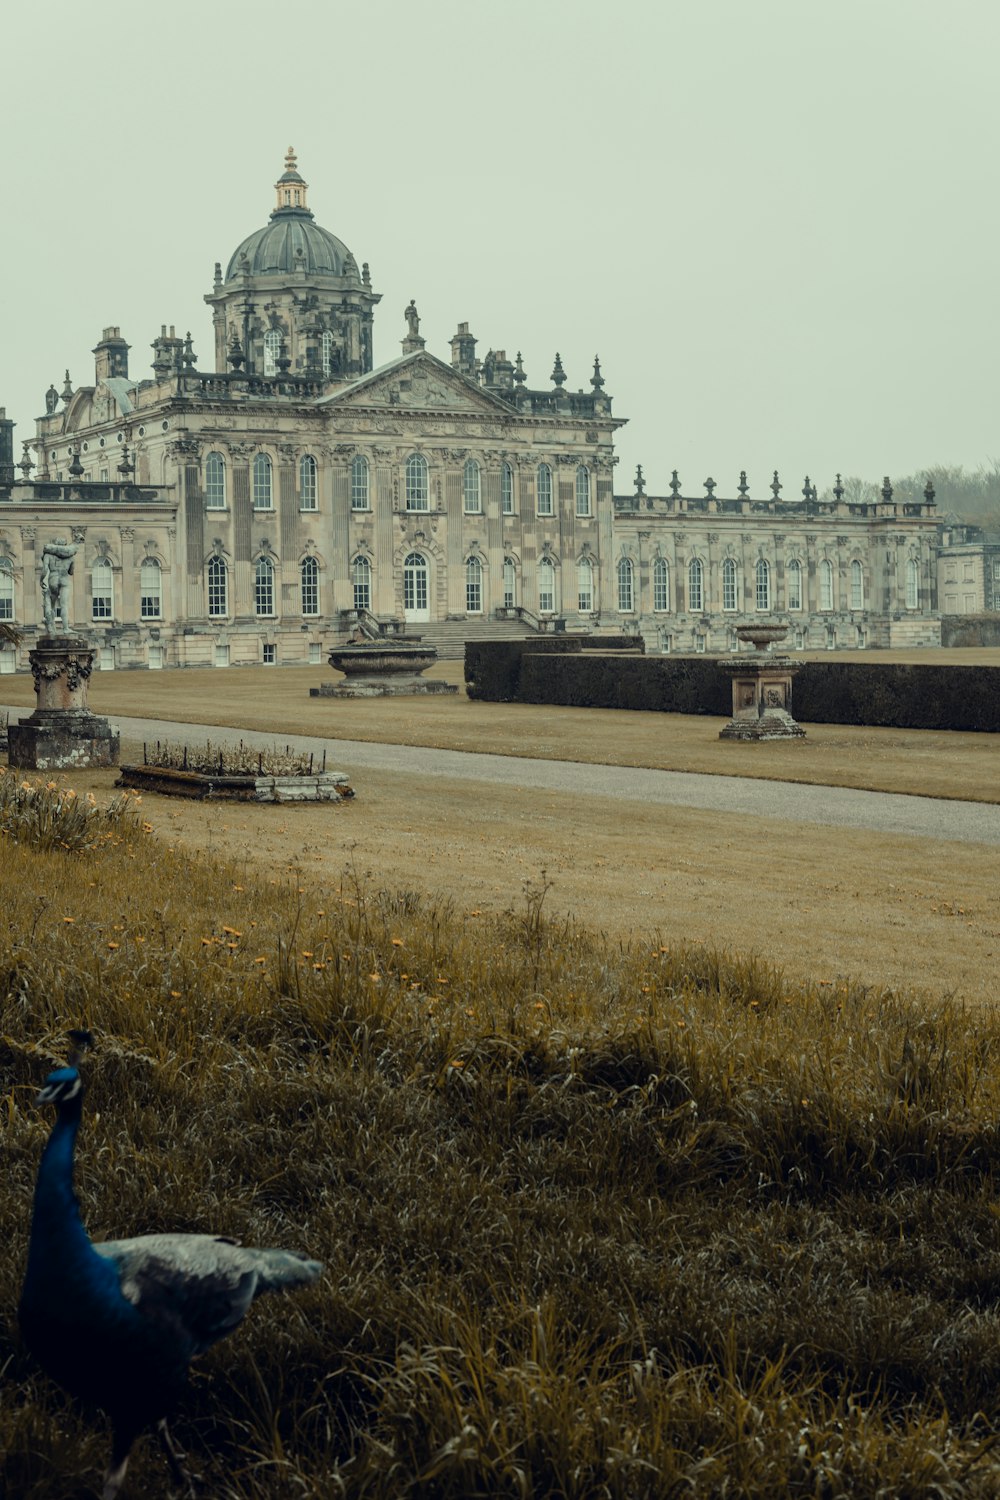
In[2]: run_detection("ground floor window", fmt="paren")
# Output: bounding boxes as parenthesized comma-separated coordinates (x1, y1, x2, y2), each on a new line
(538, 557, 556, 614)
(353, 556, 371, 611)
(503, 558, 516, 609)
(465, 556, 483, 613)
(262, 643, 276, 665)
(214, 643, 230, 668)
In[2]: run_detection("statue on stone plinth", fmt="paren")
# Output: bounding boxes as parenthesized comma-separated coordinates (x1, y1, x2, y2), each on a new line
(404, 300, 420, 337)
(40, 539, 78, 634)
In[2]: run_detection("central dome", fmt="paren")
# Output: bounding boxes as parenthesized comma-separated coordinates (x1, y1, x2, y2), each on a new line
(224, 148, 354, 282)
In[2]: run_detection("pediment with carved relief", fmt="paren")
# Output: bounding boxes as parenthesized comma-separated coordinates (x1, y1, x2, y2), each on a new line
(319, 353, 514, 419)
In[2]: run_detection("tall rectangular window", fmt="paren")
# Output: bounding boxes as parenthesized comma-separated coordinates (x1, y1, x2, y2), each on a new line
(537, 464, 553, 516)
(299, 454, 318, 510)
(501, 463, 514, 515)
(139, 560, 161, 620)
(91, 561, 113, 621)
(351, 455, 370, 510)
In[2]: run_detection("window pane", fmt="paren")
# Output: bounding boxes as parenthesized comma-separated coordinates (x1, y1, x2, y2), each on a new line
(352, 556, 371, 611)
(139, 560, 161, 620)
(253, 454, 272, 509)
(463, 460, 481, 513)
(537, 464, 553, 516)
(406, 454, 428, 510)
(301, 557, 319, 616)
(755, 559, 770, 611)
(0, 567, 14, 621)
(208, 558, 228, 617)
(263, 330, 281, 377)
(92, 560, 113, 620)
(688, 559, 703, 612)
(501, 463, 514, 515)
(351, 455, 370, 510)
(465, 556, 482, 612)
(787, 560, 802, 611)
(538, 558, 555, 612)
(577, 559, 593, 612)
(851, 560, 863, 610)
(653, 559, 669, 612)
(254, 558, 274, 616)
(617, 558, 634, 612)
(820, 560, 834, 610)
(575, 466, 591, 516)
(205, 452, 226, 509)
(503, 558, 516, 609)
(722, 558, 737, 611)
(300, 454, 317, 509)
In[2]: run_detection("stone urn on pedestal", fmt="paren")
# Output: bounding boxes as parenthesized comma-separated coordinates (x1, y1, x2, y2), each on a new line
(718, 624, 805, 741)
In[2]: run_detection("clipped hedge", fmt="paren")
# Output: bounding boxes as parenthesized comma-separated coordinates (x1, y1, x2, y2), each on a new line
(941, 614, 1000, 647)
(465, 635, 644, 702)
(467, 642, 1000, 731)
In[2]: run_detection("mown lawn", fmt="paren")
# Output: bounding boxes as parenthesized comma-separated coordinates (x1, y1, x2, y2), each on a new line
(4, 775, 1000, 1496)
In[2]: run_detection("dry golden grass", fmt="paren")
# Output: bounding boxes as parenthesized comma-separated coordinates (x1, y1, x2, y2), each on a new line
(4, 647, 1000, 803)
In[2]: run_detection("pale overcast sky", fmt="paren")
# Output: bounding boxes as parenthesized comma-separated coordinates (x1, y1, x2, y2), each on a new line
(2, 0, 997, 497)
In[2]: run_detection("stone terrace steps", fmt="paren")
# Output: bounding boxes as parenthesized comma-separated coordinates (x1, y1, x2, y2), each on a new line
(406, 618, 539, 660)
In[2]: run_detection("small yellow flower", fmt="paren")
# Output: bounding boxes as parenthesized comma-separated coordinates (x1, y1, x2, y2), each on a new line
(63, 917, 75, 924)
(107, 942, 119, 950)
(253, 956, 267, 965)
(222, 927, 242, 937)
(391, 938, 404, 947)
(170, 990, 182, 998)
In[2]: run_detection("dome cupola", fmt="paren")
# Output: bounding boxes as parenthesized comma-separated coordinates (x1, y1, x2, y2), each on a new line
(224, 147, 354, 282)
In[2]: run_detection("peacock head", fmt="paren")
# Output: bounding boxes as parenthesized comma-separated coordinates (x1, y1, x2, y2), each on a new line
(36, 1067, 83, 1108)
(36, 1030, 93, 1108)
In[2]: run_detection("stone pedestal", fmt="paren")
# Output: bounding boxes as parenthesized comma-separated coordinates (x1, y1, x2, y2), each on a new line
(7, 636, 119, 770)
(718, 625, 805, 741)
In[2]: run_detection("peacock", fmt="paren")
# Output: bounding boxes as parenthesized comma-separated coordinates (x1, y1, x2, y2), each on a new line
(18, 1034, 323, 1499)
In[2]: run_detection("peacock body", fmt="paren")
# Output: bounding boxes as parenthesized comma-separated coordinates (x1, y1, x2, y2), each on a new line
(19, 1061, 323, 1498)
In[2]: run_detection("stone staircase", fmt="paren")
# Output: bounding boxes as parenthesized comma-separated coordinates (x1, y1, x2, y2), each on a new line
(407, 617, 540, 660)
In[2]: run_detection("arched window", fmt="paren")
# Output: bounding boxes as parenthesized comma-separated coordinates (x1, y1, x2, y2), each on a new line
(301, 556, 319, 616)
(576, 466, 591, 516)
(321, 330, 334, 378)
(463, 459, 481, 513)
(262, 329, 281, 377)
(465, 555, 483, 613)
(91, 559, 113, 621)
(577, 557, 594, 612)
(207, 556, 228, 617)
(850, 559, 864, 610)
(403, 552, 429, 613)
(352, 555, 371, 611)
(538, 556, 556, 614)
(139, 559, 161, 620)
(0, 561, 14, 621)
(536, 463, 553, 516)
(299, 454, 317, 510)
(405, 453, 428, 511)
(653, 558, 670, 612)
(820, 559, 835, 611)
(722, 557, 738, 611)
(786, 558, 803, 611)
(755, 558, 771, 612)
(503, 557, 517, 609)
(205, 451, 226, 510)
(255, 557, 275, 617)
(351, 454, 370, 510)
(905, 557, 919, 609)
(501, 462, 514, 515)
(252, 453, 272, 509)
(688, 557, 704, 613)
(617, 557, 634, 613)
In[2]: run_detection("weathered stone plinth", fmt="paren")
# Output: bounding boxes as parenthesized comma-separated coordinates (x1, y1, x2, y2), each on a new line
(310, 642, 459, 699)
(718, 624, 805, 741)
(7, 636, 119, 770)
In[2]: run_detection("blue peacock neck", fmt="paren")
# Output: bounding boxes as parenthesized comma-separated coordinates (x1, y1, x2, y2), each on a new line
(26, 1095, 96, 1278)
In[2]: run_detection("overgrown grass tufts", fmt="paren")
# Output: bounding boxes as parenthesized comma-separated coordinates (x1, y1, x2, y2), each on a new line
(3, 794, 1000, 1495)
(0, 768, 141, 853)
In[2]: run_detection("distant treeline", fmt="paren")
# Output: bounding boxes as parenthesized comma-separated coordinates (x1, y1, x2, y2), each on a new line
(820, 462, 1000, 528)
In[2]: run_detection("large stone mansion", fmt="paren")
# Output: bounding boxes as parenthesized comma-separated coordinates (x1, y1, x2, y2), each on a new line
(0, 150, 941, 671)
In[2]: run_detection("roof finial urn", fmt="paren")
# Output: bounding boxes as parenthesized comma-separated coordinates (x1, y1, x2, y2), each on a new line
(274, 145, 309, 214)
(550, 353, 566, 387)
